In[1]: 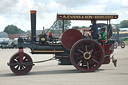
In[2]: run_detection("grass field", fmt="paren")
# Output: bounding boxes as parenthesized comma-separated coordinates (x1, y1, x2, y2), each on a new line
(124, 40, 128, 45)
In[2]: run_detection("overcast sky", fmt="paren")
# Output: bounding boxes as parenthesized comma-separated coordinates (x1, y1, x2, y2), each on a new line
(0, 0, 128, 31)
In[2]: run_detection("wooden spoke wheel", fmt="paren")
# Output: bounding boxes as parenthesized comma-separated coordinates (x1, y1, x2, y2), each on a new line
(9, 52, 33, 75)
(114, 41, 118, 49)
(70, 39, 104, 72)
(121, 41, 125, 48)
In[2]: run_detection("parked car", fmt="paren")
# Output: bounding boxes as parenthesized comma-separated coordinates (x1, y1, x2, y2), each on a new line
(0, 41, 14, 49)
(11, 38, 18, 48)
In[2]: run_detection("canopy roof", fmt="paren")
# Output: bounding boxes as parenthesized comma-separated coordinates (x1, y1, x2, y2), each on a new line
(57, 13, 118, 20)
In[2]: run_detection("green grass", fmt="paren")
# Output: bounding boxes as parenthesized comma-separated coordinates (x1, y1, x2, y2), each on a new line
(124, 40, 128, 45)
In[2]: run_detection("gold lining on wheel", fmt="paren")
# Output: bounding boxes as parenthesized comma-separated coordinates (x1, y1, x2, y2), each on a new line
(83, 52, 91, 59)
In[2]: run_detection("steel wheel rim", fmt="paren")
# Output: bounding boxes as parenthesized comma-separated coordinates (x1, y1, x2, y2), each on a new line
(70, 39, 104, 72)
(10, 53, 33, 75)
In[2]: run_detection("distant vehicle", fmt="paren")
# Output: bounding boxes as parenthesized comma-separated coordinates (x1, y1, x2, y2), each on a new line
(0, 41, 14, 49)
(0, 38, 9, 49)
(114, 38, 125, 49)
(12, 38, 18, 48)
(0, 38, 18, 49)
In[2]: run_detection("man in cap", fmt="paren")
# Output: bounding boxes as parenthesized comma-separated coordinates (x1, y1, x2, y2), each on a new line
(89, 19, 99, 39)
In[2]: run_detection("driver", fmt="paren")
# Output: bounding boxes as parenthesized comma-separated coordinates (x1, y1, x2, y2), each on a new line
(89, 19, 99, 39)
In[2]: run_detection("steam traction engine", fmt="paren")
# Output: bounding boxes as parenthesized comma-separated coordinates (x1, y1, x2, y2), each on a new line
(8, 10, 118, 75)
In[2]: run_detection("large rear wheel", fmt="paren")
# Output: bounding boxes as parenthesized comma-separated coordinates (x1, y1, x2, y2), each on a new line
(70, 39, 104, 72)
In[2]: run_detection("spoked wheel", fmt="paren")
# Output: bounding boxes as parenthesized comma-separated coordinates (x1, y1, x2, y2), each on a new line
(114, 41, 118, 49)
(121, 41, 125, 48)
(70, 39, 104, 72)
(9, 52, 33, 75)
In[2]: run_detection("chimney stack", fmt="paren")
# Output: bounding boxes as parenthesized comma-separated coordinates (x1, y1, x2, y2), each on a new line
(30, 10, 36, 43)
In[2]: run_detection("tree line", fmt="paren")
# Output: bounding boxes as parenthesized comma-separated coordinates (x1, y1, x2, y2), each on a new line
(3, 20, 128, 34)
(4, 25, 25, 34)
(120, 20, 128, 28)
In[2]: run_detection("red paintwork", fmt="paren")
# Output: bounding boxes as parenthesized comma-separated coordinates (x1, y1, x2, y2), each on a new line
(102, 44, 112, 64)
(49, 32, 52, 36)
(62, 29, 83, 50)
(101, 40, 106, 48)
(103, 56, 110, 64)
(30, 10, 37, 13)
(19, 48, 24, 63)
(103, 44, 112, 55)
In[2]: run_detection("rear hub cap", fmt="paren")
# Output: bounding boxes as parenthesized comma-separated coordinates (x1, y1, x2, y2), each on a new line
(83, 52, 91, 59)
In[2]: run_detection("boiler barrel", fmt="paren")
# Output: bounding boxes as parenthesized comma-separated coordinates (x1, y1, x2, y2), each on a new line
(31, 45, 64, 50)
(30, 44, 67, 54)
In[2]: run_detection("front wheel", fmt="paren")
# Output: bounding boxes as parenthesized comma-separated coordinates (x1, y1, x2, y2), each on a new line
(70, 39, 104, 72)
(9, 52, 33, 75)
